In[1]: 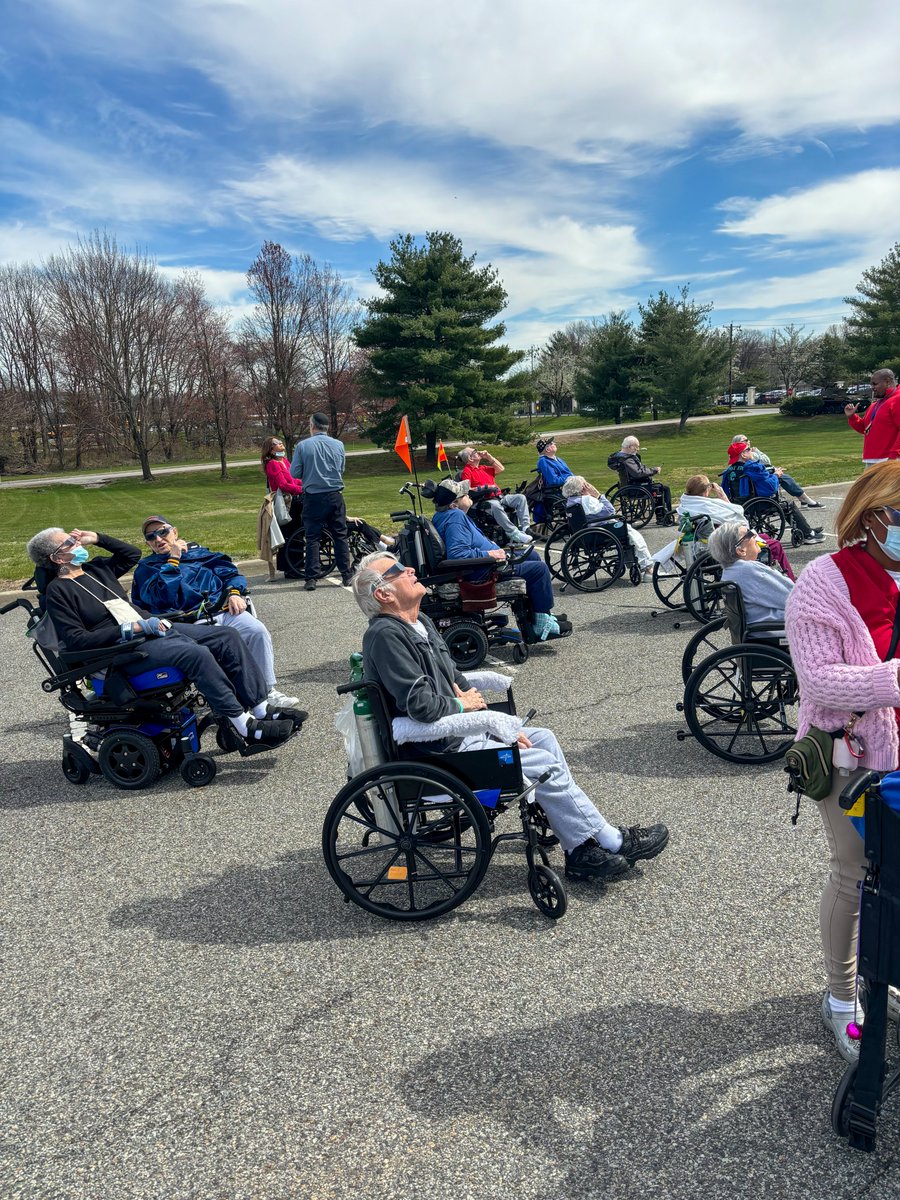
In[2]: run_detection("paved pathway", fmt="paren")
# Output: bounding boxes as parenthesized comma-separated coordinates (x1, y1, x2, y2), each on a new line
(0, 407, 774, 490)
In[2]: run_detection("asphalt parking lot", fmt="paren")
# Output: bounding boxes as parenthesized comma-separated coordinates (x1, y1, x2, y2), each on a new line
(4, 481, 900, 1199)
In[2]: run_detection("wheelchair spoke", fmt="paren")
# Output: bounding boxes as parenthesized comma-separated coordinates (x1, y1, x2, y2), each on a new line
(335, 841, 399, 863)
(359, 848, 405, 899)
(341, 807, 402, 843)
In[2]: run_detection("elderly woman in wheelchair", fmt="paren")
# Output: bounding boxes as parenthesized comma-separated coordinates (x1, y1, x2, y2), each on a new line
(559, 475, 654, 586)
(23, 527, 303, 789)
(320, 551, 669, 920)
(707, 522, 794, 626)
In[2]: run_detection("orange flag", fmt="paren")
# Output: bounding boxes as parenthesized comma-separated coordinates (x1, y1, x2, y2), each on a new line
(437, 440, 449, 471)
(393, 415, 413, 472)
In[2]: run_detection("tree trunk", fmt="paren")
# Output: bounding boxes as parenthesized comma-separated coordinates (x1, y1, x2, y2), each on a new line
(425, 429, 437, 466)
(219, 443, 228, 480)
(678, 409, 689, 432)
(137, 443, 154, 481)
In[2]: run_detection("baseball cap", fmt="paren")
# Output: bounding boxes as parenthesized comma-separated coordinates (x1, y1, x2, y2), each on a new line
(727, 441, 748, 464)
(432, 478, 470, 506)
(536, 435, 556, 453)
(141, 515, 173, 537)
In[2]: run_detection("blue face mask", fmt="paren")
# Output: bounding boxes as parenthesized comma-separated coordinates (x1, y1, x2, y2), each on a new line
(69, 545, 90, 565)
(274, 451, 286, 458)
(873, 512, 900, 562)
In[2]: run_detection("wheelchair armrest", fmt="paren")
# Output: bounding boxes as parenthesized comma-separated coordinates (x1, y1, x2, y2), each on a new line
(59, 639, 149, 671)
(435, 557, 499, 575)
(746, 620, 787, 636)
(1, 596, 36, 618)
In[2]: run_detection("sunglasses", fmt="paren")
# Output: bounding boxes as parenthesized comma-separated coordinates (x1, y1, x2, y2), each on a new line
(145, 525, 173, 542)
(370, 561, 406, 593)
(737, 530, 757, 546)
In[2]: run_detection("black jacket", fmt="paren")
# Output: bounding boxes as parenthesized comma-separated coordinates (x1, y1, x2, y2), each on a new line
(44, 534, 144, 652)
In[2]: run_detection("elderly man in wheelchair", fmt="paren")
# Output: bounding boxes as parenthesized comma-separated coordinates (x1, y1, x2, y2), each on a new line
(721, 442, 824, 547)
(341, 551, 669, 897)
(24, 527, 303, 788)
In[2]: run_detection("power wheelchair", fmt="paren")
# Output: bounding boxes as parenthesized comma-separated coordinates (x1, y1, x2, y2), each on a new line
(543, 504, 643, 592)
(391, 483, 571, 668)
(720, 463, 808, 547)
(1, 584, 294, 791)
(323, 674, 567, 921)
(606, 454, 676, 530)
(675, 581, 798, 764)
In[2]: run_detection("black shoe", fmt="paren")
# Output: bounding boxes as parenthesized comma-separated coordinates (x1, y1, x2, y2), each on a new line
(617, 823, 669, 865)
(564, 840, 630, 881)
(340, 576, 354, 588)
(245, 716, 294, 746)
(304, 580, 316, 591)
(266, 704, 308, 728)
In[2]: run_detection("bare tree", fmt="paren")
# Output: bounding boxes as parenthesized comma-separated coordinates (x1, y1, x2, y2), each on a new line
(44, 232, 181, 481)
(768, 324, 817, 395)
(308, 263, 362, 437)
(180, 273, 244, 479)
(241, 241, 314, 450)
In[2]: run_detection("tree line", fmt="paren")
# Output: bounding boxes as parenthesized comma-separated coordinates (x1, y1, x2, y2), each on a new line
(2, 230, 898, 476)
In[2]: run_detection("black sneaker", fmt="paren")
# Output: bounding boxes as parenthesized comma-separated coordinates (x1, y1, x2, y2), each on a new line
(564, 841, 630, 881)
(266, 704, 308, 728)
(617, 823, 669, 865)
(246, 716, 295, 746)
(340, 576, 354, 588)
(304, 580, 316, 591)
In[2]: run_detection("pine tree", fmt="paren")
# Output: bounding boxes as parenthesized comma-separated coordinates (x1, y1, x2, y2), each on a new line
(574, 312, 640, 424)
(355, 232, 525, 462)
(636, 287, 728, 431)
(845, 243, 900, 376)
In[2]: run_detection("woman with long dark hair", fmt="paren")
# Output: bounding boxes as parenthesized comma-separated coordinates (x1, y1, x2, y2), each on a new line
(261, 436, 304, 578)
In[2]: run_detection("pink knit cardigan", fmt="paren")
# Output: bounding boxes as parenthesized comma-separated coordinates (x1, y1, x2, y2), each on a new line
(785, 553, 900, 771)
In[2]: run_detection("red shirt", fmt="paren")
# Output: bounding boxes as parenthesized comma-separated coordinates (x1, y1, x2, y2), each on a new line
(848, 386, 900, 460)
(461, 463, 500, 494)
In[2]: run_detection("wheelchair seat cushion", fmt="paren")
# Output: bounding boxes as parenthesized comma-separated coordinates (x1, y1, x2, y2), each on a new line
(91, 664, 187, 696)
(393, 707, 522, 746)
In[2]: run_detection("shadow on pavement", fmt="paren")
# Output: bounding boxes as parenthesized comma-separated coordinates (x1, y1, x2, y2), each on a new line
(397, 995, 899, 1198)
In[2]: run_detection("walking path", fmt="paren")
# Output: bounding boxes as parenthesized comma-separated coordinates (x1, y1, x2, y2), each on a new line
(0, 407, 773, 490)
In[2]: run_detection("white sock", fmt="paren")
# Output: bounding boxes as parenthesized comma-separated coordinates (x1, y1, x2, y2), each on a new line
(596, 826, 624, 853)
(228, 713, 250, 737)
(252, 702, 269, 719)
(827, 994, 858, 1014)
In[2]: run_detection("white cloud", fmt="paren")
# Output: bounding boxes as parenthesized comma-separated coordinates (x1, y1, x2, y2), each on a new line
(704, 261, 866, 313)
(719, 169, 900, 244)
(45, 0, 900, 160)
(157, 264, 248, 304)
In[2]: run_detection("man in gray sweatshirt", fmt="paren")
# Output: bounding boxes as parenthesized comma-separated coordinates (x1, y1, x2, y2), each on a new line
(352, 551, 669, 883)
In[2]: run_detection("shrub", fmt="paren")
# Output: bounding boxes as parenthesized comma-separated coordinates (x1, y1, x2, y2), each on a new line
(780, 396, 822, 418)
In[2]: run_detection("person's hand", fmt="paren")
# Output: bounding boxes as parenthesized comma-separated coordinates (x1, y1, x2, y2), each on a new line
(138, 617, 169, 638)
(167, 538, 188, 560)
(488, 548, 506, 560)
(226, 594, 247, 615)
(516, 731, 533, 749)
(711, 482, 728, 500)
(585, 482, 600, 499)
(70, 529, 98, 545)
(774, 466, 784, 477)
(845, 403, 859, 416)
(454, 684, 486, 711)
(654, 466, 662, 474)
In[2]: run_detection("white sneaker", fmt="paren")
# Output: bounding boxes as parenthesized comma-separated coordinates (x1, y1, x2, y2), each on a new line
(267, 687, 300, 709)
(822, 991, 863, 1062)
(509, 530, 534, 545)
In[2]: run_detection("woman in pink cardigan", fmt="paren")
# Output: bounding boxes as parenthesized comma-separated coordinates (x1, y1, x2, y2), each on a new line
(262, 436, 305, 578)
(785, 461, 900, 1061)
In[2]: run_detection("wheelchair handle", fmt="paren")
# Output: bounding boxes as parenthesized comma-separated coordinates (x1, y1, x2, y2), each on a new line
(840, 770, 882, 811)
(0, 596, 35, 617)
(390, 510, 415, 522)
(336, 681, 366, 696)
(522, 708, 536, 725)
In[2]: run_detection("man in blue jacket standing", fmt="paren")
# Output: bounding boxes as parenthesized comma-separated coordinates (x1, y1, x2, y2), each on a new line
(132, 515, 301, 709)
(290, 411, 352, 591)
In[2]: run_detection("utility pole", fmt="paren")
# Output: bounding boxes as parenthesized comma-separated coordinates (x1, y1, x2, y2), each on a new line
(728, 322, 734, 411)
(527, 344, 538, 425)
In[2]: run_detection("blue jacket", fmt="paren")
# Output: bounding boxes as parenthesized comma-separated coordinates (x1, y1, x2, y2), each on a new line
(432, 508, 501, 582)
(131, 544, 247, 615)
(535, 455, 572, 487)
(720, 460, 779, 500)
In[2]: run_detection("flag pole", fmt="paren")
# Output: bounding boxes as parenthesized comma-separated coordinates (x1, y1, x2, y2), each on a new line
(410, 427, 421, 512)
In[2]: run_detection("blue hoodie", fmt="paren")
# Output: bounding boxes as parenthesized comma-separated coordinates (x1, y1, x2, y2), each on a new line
(131, 544, 247, 615)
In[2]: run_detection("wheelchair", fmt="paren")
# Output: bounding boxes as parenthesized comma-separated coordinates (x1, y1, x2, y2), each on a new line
(720, 464, 807, 546)
(650, 514, 715, 614)
(827, 770, 900, 1152)
(522, 471, 568, 536)
(606, 455, 675, 529)
(281, 507, 381, 579)
(390, 487, 544, 668)
(0, 586, 292, 791)
(454, 483, 534, 565)
(676, 582, 798, 763)
(323, 674, 567, 921)
(544, 505, 643, 592)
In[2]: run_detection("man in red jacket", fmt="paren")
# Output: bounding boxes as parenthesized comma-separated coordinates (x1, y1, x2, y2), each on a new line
(845, 369, 900, 465)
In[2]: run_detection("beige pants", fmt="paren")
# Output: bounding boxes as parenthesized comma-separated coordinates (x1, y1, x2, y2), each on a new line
(818, 769, 870, 1000)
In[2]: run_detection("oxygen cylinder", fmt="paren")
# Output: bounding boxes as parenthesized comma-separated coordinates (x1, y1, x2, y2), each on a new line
(349, 653, 386, 770)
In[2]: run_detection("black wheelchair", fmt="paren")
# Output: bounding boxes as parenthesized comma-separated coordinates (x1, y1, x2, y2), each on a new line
(1, 587, 295, 791)
(323, 675, 567, 921)
(827, 770, 900, 1152)
(606, 455, 675, 529)
(543, 505, 643, 592)
(650, 514, 715, 615)
(522, 470, 568, 537)
(438, 479, 534, 566)
(281, 508, 382, 580)
(720, 464, 808, 547)
(676, 582, 798, 763)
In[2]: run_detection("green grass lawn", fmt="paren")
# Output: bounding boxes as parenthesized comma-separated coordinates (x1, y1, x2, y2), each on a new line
(0, 413, 861, 583)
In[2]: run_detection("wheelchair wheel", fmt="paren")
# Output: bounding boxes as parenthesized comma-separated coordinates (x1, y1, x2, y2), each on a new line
(543, 523, 570, 582)
(529, 803, 559, 847)
(348, 527, 379, 570)
(614, 486, 654, 530)
(443, 620, 489, 670)
(831, 1064, 858, 1138)
(651, 557, 688, 610)
(98, 730, 161, 789)
(322, 762, 492, 920)
(683, 555, 723, 624)
(281, 529, 305, 578)
(512, 641, 529, 664)
(680, 616, 729, 685)
(318, 532, 336, 577)
(61, 749, 92, 785)
(560, 528, 624, 592)
(791, 526, 806, 548)
(180, 753, 217, 788)
(744, 497, 786, 542)
(528, 865, 567, 919)
(682, 644, 798, 763)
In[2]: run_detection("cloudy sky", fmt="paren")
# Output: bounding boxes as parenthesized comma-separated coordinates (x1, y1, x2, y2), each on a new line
(3, 0, 899, 349)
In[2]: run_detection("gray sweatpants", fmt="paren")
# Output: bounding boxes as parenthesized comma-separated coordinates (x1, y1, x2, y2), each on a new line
(214, 610, 276, 689)
(460, 725, 620, 853)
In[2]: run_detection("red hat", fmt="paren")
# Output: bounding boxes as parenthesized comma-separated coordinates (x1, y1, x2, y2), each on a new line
(727, 441, 747, 464)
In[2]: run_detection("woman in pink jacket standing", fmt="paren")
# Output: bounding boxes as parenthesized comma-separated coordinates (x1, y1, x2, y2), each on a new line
(785, 461, 900, 1061)
(262, 436, 304, 578)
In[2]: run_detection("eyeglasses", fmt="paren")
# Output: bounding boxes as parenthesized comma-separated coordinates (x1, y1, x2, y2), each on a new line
(145, 525, 172, 542)
(369, 561, 406, 593)
(737, 530, 756, 546)
(52, 533, 80, 559)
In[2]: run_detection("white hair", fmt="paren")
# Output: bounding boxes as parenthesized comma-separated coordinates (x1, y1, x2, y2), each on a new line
(621, 436, 639, 451)
(26, 527, 66, 567)
(561, 475, 587, 497)
(873, 368, 897, 385)
(351, 550, 401, 618)
(707, 522, 748, 567)
(458, 446, 477, 464)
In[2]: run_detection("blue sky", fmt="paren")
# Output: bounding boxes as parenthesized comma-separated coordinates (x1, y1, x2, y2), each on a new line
(3, 0, 899, 350)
